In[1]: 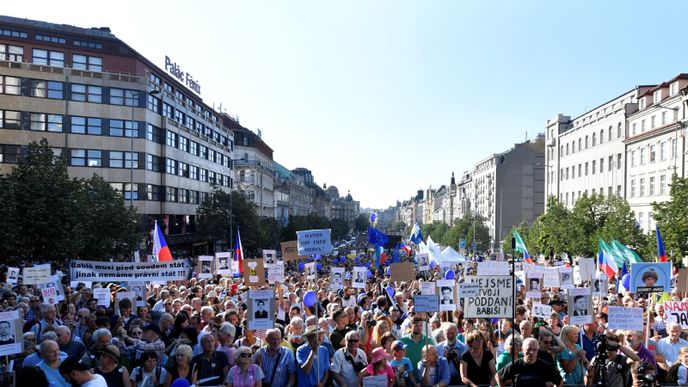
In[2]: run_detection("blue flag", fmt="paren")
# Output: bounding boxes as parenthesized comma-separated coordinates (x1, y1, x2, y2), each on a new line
(368, 226, 389, 247)
(409, 222, 423, 244)
(391, 243, 401, 263)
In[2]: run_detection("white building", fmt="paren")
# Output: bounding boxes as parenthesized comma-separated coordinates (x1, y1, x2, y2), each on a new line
(625, 74, 688, 232)
(545, 87, 653, 207)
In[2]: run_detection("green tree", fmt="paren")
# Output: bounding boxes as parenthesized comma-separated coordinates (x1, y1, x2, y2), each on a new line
(530, 197, 575, 256)
(501, 220, 532, 255)
(429, 222, 449, 244)
(196, 188, 262, 254)
(442, 213, 490, 252)
(652, 175, 688, 262)
(388, 220, 407, 234)
(354, 214, 369, 233)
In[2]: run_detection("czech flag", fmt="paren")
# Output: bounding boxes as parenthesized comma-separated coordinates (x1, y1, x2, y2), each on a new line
(400, 242, 411, 255)
(656, 226, 669, 262)
(153, 221, 172, 262)
(234, 226, 244, 273)
(598, 240, 618, 279)
(513, 230, 533, 264)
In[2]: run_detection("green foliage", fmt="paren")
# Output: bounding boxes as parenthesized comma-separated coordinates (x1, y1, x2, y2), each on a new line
(196, 188, 262, 254)
(0, 139, 137, 261)
(354, 215, 369, 232)
(441, 214, 490, 252)
(387, 220, 407, 234)
(652, 175, 688, 262)
(530, 197, 574, 255)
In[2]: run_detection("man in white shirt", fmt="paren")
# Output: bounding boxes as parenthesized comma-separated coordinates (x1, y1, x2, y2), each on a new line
(331, 331, 367, 387)
(657, 323, 688, 371)
(60, 357, 108, 387)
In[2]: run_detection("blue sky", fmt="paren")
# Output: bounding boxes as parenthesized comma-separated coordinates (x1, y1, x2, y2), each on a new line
(7, 1, 688, 209)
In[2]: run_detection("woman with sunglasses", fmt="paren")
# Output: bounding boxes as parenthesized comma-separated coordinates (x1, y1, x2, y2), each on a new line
(164, 344, 194, 387)
(226, 346, 264, 387)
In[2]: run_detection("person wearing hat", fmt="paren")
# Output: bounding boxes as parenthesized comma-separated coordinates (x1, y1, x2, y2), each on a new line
(331, 330, 367, 387)
(94, 345, 131, 387)
(390, 340, 418, 387)
(549, 299, 566, 320)
(358, 347, 396, 386)
(296, 325, 330, 387)
(60, 356, 108, 387)
(121, 323, 165, 364)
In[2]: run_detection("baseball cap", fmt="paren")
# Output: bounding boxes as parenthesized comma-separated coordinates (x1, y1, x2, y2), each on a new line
(391, 340, 406, 351)
(59, 357, 90, 374)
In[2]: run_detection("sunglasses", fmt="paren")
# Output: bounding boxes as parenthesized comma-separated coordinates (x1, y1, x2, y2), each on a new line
(348, 339, 359, 343)
(239, 353, 252, 358)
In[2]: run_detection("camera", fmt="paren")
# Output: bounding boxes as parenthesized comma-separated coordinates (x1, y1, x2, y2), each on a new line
(593, 334, 618, 357)
(635, 362, 657, 387)
(366, 315, 376, 327)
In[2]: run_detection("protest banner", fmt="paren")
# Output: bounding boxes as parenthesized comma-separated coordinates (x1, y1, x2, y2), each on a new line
(248, 290, 275, 330)
(608, 306, 644, 331)
(463, 276, 513, 318)
(215, 252, 232, 276)
(22, 264, 51, 285)
(93, 288, 111, 307)
(532, 303, 552, 319)
(69, 259, 191, 282)
(390, 263, 415, 283)
(296, 229, 333, 256)
(478, 261, 509, 276)
(631, 262, 672, 293)
(664, 300, 688, 328)
(568, 288, 592, 325)
(0, 310, 23, 356)
(280, 241, 299, 262)
(414, 294, 439, 313)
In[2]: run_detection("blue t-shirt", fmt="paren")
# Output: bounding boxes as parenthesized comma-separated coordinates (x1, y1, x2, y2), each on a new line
(296, 344, 330, 387)
(390, 357, 414, 385)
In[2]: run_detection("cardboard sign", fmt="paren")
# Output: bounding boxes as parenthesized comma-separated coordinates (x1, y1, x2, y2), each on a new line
(463, 276, 513, 318)
(532, 303, 552, 319)
(478, 261, 510, 276)
(608, 306, 644, 331)
(578, 257, 596, 282)
(664, 301, 688, 329)
(414, 295, 439, 313)
(242, 259, 266, 287)
(631, 262, 672, 293)
(197, 255, 214, 279)
(543, 267, 561, 288)
(280, 241, 299, 262)
(247, 290, 275, 330)
(0, 311, 23, 356)
(215, 252, 232, 276)
(390, 263, 415, 283)
(41, 286, 58, 305)
(568, 288, 592, 325)
(94, 288, 111, 307)
(22, 264, 51, 285)
(296, 229, 333, 256)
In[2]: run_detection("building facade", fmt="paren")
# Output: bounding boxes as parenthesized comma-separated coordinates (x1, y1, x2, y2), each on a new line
(0, 16, 235, 254)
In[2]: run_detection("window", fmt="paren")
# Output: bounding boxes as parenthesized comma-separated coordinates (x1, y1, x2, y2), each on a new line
(35, 34, 65, 44)
(630, 180, 636, 197)
(662, 111, 667, 126)
(189, 141, 198, 156)
(650, 144, 656, 163)
(638, 212, 644, 229)
(73, 40, 102, 49)
(70, 84, 102, 103)
(578, 138, 582, 150)
(0, 110, 22, 129)
(632, 123, 636, 136)
(110, 88, 139, 106)
(592, 160, 596, 174)
(585, 136, 589, 148)
(146, 154, 162, 172)
(189, 165, 198, 180)
(639, 178, 646, 197)
(0, 144, 21, 163)
(200, 168, 207, 182)
(162, 103, 173, 118)
(147, 94, 160, 113)
(70, 149, 86, 166)
(660, 141, 667, 161)
(599, 158, 604, 172)
(608, 126, 612, 141)
(149, 73, 161, 86)
(200, 145, 208, 159)
(639, 98, 646, 110)
(178, 161, 188, 177)
(179, 136, 189, 152)
(190, 190, 200, 204)
(166, 187, 177, 202)
(617, 153, 622, 169)
(0, 44, 24, 61)
(617, 123, 622, 138)
(600, 129, 604, 144)
(649, 176, 655, 196)
(0, 29, 27, 39)
(32, 49, 64, 67)
(592, 133, 596, 146)
(641, 119, 645, 132)
(640, 148, 646, 165)
(654, 90, 662, 104)
(166, 158, 177, 175)
(672, 138, 678, 158)
(585, 162, 589, 175)
(608, 156, 613, 171)
(146, 124, 163, 143)
(86, 118, 102, 134)
(146, 184, 163, 201)
(0, 76, 20, 95)
(208, 171, 216, 184)
(578, 164, 582, 177)
(178, 188, 189, 203)
(110, 151, 137, 168)
(29, 80, 64, 99)
(47, 114, 63, 132)
(124, 183, 138, 200)
(660, 175, 667, 195)
(72, 54, 102, 71)
(30, 113, 46, 131)
(566, 143, 569, 155)
(166, 130, 177, 147)
(110, 120, 138, 137)
(164, 83, 173, 94)
(651, 116, 656, 129)
(671, 82, 679, 96)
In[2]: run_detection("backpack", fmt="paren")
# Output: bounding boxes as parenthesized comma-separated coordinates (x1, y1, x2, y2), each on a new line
(134, 365, 163, 386)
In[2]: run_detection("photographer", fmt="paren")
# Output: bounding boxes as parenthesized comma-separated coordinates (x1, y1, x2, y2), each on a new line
(435, 323, 467, 385)
(584, 332, 639, 387)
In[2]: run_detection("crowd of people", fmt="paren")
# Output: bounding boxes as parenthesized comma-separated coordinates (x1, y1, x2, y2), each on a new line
(0, 234, 686, 387)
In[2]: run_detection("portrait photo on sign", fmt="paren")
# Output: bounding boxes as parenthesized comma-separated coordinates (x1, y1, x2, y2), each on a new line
(0, 320, 16, 345)
(330, 267, 345, 290)
(436, 279, 457, 312)
(631, 262, 672, 293)
(567, 288, 593, 325)
(525, 272, 542, 299)
(559, 268, 574, 289)
(305, 262, 316, 280)
(197, 255, 214, 279)
(262, 249, 277, 266)
(0, 311, 23, 356)
(592, 273, 608, 297)
(416, 253, 429, 271)
(352, 267, 367, 289)
(215, 252, 232, 276)
(247, 290, 274, 330)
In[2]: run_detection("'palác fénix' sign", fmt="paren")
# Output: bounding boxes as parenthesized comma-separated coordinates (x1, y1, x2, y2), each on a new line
(164, 56, 201, 95)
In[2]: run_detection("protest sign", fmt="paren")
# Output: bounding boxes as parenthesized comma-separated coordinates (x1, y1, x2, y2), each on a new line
(578, 257, 596, 282)
(69, 260, 191, 282)
(330, 267, 345, 290)
(197, 255, 214, 279)
(437, 279, 457, 312)
(459, 283, 480, 298)
(22, 264, 51, 285)
(678, 268, 688, 294)
(38, 274, 65, 302)
(390, 263, 415, 283)
(362, 375, 388, 387)
(525, 272, 542, 299)
(543, 267, 561, 288)
(0, 311, 23, 356)
(280, 241, 299, 262)
(631, 262, 671, 293)
(128, 281, 146, 307)
(420, 281, 436, 295)
(559, 267, 574, 289)
(41, 286, 57, 305)
(248, 290, 275, 330)
(608, 306, 644, 331)
(6, 267, 19, 285)
(267, 262, 284, 285)
(305, 262, 316, 280)
(478, 261, 509, 276)
(262, 249, 277, 266)
(592, 273, 608, 297)
(352, 267, 367, 289)
(215, 252, 232, 276)
(416, 253, 430, 271)
(568, 288, 592, 325)
(115, 292, 136, 315)
(242, 259, 265, 287)
(463, 276, 513, 318)
(94, 288, 111, 307)
(664, 301, 688, 328)
(296, 229, 333, 256)
(532, 303, 552, 319)
(414, 294, 439, 313)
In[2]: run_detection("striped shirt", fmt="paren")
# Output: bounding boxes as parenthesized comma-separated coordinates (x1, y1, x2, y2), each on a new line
(253, 346, 296, 387)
